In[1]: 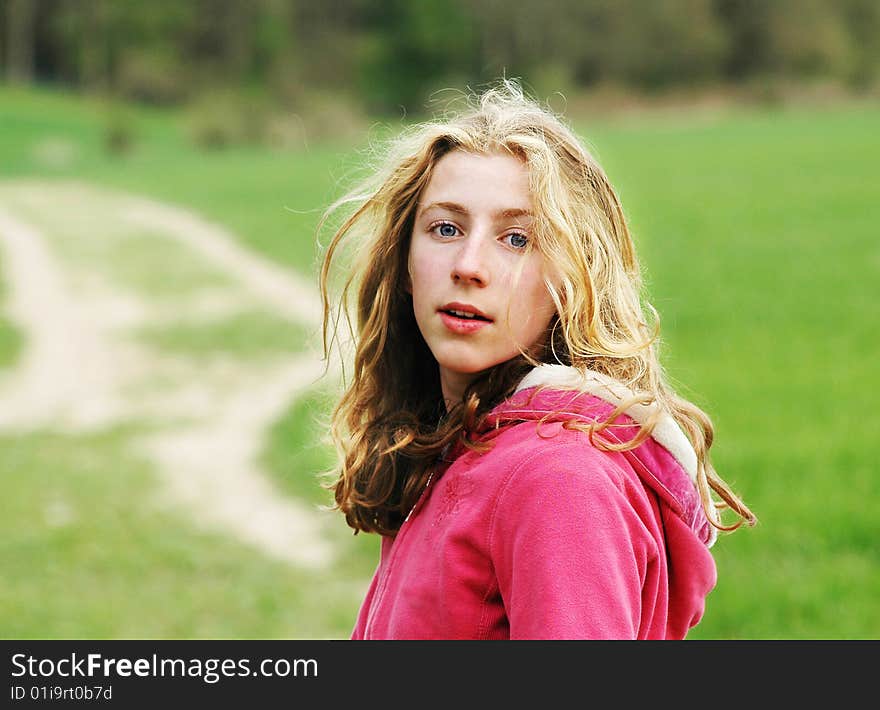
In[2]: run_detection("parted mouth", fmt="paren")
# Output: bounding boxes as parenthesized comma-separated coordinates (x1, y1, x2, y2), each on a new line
(438, 302, 493, 322)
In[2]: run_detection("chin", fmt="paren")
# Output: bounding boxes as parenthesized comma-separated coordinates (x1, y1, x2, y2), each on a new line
(433, 347, 515, 377)
(441, 357, 507, 376)
(439, 363, 487, 376)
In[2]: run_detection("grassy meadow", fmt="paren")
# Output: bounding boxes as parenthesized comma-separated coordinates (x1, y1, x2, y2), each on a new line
(1, 84, 877, 639)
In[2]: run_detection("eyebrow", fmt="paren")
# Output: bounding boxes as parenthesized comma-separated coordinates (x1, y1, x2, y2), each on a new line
(417, 201, 534, 221)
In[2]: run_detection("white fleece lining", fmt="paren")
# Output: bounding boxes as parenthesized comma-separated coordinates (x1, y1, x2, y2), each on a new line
(514, 364, 700, 484)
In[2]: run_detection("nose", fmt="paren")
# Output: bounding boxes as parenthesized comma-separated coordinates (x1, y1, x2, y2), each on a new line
(451, 234, 490, 286)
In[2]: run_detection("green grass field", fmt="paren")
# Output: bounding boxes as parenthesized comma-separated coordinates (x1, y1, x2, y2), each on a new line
(1, 84, 877, 639)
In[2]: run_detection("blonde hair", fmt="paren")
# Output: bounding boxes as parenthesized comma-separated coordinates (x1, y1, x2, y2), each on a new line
(318, 78, 755, 536)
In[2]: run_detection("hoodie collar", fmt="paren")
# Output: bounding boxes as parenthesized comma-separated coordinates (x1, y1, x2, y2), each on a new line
(513, 364, 699, 485)
(480, 364, 719, 547)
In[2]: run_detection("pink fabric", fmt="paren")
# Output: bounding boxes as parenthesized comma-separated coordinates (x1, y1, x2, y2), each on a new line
(351, 385, 718, 640)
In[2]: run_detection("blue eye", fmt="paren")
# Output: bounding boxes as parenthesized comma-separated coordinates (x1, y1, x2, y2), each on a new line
(506, 232, 529, 249)
(435, 222, 458, 238)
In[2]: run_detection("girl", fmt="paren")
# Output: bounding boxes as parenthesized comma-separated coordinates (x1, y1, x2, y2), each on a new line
(318, 79, 755, 640)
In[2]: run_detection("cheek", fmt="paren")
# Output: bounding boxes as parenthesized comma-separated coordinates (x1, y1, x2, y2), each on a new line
(407, 246, 439, 300)
(521, 288, 556, 328)
(516, 277, 557, 337)
(514, 260, 556, 316)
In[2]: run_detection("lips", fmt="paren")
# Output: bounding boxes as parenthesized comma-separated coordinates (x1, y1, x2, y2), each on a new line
(437, 302, 493, 335)
(438, 302, 493, 322)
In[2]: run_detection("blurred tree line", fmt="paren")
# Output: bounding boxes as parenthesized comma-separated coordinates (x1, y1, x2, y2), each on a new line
(2, 0, 878, 123)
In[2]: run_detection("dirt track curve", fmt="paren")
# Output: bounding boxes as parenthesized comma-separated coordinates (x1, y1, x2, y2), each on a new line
(0, 180, 340, 569)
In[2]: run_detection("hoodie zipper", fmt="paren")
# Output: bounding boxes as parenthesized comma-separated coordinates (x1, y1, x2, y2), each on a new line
(362, 470, 436, 638)
(403, 471, 434, 523)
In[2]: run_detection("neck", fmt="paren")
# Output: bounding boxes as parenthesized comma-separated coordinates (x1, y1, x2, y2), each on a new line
(439, 370, 477, 412)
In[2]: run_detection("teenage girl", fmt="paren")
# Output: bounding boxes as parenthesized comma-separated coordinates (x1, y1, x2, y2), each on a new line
(318, 79, 755, 639)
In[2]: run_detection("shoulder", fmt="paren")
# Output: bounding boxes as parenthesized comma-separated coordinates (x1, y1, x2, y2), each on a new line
(483, 420, 635, 510)
(489, 419, 629, 483)
(484, 420, 660, 563)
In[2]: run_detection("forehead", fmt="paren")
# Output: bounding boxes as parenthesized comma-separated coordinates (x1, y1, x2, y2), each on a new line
(418, 150, 532, 216)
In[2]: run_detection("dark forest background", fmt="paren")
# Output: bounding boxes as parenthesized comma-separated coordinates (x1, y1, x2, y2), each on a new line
(3, 0, 879, 123)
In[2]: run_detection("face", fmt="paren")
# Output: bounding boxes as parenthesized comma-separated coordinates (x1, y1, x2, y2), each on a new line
(407, 149, 558, 408)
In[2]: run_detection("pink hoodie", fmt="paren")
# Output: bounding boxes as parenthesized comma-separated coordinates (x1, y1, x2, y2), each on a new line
(351, 365, 718, 640)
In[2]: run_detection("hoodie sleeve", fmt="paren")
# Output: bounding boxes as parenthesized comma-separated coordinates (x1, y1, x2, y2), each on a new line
(489, 440, 658, 639)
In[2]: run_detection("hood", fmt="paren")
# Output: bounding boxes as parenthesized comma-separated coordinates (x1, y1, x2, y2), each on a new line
(478, 364, 719, 548)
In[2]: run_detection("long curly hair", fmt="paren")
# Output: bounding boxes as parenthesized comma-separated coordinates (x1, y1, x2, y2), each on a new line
(318, 78, 755, 537)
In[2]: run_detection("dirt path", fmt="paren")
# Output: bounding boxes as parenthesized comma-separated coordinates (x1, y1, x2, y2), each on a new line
(0, 180, 339, 569)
